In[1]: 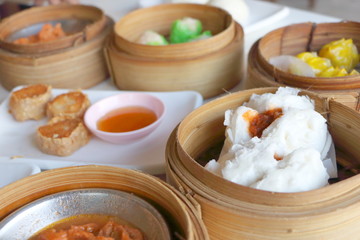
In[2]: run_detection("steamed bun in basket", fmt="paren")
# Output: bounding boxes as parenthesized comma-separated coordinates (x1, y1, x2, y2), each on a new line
(205, 87, 336, 193)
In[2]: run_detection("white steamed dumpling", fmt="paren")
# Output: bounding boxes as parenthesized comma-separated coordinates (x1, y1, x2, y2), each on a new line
(269, 55, 316, 77)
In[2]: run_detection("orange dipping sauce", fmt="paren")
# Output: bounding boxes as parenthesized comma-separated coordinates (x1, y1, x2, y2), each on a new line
(97, 106, 157, 133)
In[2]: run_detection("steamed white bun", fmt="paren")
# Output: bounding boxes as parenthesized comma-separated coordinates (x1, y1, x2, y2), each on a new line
(205, 87, 334, 193)
(250, 148, 329, 192)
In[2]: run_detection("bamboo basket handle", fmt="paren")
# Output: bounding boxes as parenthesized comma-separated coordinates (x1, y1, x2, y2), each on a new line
(184, 192, 202, 219)
(356, 92, 360, 111)
(321, 95, 332, 123)
(172, 174, 203, 218)
(305, 22, 317, 51)
(170, 167, 196, 199)
(72, 34, 85, 47)
(166, 161, 203, 218)
(272, 65, 287, 85)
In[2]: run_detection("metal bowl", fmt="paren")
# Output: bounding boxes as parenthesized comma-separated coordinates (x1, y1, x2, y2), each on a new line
(0, 4, 106, 54)
(0, 188, 171, 239)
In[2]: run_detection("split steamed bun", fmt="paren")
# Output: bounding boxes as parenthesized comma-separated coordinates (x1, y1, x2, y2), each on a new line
(205, 87, 336, 193)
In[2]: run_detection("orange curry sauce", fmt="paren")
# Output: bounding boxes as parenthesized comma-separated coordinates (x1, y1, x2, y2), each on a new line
(247, 108, 283, 138)
(97, 106, 157, 133)
(30, 214, 144, 240)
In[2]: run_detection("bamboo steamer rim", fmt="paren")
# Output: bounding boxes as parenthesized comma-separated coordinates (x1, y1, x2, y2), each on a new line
(0, 165, 209, 240)
(108, 22, 243, 62)
(113, 3, 236, 60)
(256, 21, 360, 90)
(173, 87, 360, 207)
(0, 4, 106, 54)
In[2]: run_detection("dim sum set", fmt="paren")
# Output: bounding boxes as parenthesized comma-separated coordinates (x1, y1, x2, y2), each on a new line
(3, 3, 360, 240)
(270, 38, 360, 78)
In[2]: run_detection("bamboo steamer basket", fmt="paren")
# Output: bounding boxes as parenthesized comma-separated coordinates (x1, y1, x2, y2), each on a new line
(246, 21, 360, 110)
(0, 4, 106, 54)
(0, 16, 113, 91)
(105, 4, 244, 99)
(113, 3, 235, 59)
(166, 87, 360, 239)
(0, 165, 209, 240)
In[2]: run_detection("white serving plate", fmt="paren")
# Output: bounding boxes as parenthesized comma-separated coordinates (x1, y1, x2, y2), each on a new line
(242, 0, 289, 33)
(0, 88, 203, 175)
(0, 162, 41, 188)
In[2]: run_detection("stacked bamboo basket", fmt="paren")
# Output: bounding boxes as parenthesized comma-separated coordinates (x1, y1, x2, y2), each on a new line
(246, 21, 360, 110)
(0, 4, 113, 90)
(166, 87, 360, 239)
(104, 3, 244, 99)
(0, 165, 209, 240)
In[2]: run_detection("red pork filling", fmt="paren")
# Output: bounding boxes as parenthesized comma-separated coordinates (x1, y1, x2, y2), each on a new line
(247, 108, 283, 138)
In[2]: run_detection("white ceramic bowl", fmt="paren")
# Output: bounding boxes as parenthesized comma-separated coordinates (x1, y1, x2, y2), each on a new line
(84, 92, 165, 144)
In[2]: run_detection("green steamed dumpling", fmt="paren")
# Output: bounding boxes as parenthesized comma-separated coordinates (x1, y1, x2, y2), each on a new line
(170, 17, 203, 44)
